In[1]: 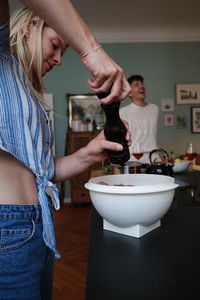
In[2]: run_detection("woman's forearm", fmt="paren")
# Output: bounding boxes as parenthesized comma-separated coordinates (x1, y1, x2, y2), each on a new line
(53, 124, 131, 183)
(19, 0, 98, 55)
(19, 0, 131, 102)
(53, 146, 102, 183)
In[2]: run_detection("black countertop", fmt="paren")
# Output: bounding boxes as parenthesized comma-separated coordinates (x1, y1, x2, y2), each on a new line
(85, 171, 200, 300)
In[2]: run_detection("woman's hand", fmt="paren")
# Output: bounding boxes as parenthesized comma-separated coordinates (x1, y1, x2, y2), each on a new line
(81, 47, 131, 104)
(54, 124, 131, 183)
(84, 124, 132, 164)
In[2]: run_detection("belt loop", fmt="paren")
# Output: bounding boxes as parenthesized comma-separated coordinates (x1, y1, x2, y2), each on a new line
(35, 204, 40, 223)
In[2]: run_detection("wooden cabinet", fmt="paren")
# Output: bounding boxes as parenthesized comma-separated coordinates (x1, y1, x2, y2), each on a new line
(66, 131, 101, 204)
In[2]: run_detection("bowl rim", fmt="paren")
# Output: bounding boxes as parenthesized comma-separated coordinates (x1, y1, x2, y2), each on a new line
(85, 182, 178, 194)
(85, 174, 179, 194)
(88, 173, 175, 186)
(172, 160, 191, 173)
(173, 161, 190, 165)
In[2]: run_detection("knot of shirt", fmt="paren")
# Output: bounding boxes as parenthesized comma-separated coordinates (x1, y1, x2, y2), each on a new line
(36, 175, 61, 259)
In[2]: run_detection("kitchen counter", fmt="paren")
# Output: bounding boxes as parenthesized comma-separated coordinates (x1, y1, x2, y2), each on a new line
(85, 171, 200, 300)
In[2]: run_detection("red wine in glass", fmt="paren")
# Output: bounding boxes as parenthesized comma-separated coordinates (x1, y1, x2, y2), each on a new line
(132, 143, 144, 160)
(132, 152, 144, 160)
(185, 143, 197, 160)
(185, 152, 197, 160)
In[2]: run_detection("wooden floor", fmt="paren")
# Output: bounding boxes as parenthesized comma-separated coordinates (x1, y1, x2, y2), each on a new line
(52, 203, 91, 300)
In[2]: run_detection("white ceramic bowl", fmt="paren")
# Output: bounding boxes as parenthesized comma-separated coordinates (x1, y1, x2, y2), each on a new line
(173, 161, 190, 173)
(85, 174, 178, 238)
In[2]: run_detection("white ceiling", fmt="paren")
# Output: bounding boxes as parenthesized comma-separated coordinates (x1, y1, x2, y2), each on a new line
(9, 0, 200, 43)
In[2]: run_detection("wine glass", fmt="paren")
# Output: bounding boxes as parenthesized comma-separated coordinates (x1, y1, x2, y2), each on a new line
(132, 143, 144, 161)
(185, 143, 197, 160)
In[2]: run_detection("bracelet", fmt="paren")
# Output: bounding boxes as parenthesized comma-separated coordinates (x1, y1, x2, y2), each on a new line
(80, 45, 102, 58)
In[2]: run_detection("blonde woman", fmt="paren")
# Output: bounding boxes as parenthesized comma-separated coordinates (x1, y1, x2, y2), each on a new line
(0, 0, 131, 299)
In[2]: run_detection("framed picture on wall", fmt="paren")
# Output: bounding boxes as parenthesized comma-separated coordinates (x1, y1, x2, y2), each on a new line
(164, 114, 174, 126)
(176, 83, 200, 104)
(191, 106, 200, 133)
(176, 115, 187, 129)
(66, 93, 104, 129)
(161, 98, 174, 112)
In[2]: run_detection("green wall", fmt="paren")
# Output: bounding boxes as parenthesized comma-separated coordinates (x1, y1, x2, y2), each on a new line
(44, 42, 200, 198)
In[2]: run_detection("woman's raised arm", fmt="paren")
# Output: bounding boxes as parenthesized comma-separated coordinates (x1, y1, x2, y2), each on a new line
(19, 0, 131, 103)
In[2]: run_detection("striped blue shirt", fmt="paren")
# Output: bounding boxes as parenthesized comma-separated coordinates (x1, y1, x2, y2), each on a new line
(0, 23, 60, 258)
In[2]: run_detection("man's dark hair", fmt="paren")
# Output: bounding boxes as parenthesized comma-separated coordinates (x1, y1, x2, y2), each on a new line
(127, 75, 144, 85)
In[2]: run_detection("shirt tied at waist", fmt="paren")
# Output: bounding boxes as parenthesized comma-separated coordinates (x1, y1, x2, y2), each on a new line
(36, 175, 61, 259)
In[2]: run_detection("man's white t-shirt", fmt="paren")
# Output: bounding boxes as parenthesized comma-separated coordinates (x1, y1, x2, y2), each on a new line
(120, 102, 159, 164)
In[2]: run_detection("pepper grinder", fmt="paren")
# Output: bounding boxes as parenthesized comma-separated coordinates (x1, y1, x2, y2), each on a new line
(97, 92, 130, 165)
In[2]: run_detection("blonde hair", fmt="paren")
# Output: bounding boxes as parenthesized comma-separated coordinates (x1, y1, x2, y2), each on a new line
(10, 8, 45, 100)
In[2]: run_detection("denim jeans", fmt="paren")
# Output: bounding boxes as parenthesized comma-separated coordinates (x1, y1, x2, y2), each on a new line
(0, 204, 54, 300)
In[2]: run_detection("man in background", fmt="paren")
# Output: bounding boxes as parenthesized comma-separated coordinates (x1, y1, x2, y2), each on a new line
(120, 74, 159, 164)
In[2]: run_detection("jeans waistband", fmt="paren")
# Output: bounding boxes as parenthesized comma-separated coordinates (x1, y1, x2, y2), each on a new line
(0, 204, 41, 222)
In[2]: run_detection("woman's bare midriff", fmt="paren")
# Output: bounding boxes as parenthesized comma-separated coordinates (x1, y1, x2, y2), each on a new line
(0, 150, 38, 204)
